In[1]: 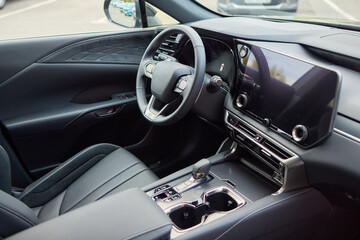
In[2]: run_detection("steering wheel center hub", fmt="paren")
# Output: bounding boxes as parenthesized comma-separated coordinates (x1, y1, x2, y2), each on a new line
(151, 61, 191, 103)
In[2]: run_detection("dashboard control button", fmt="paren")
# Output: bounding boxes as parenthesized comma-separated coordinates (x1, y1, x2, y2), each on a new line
(254, 134, 263, 142)
(153, 192, 167, 201)
(292, 125, 308, 142)
(153, 195, 161, 201)
(236, 94, 249, 108)
(166, 188, 177, 195)
(263, 118, 271, 126)
(172, 194, 181, 200)
(227, 115, 238, 126)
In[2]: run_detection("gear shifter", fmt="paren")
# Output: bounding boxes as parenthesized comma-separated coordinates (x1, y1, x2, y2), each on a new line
(174, 159, 211, 193)
(192, 159, 211, 180)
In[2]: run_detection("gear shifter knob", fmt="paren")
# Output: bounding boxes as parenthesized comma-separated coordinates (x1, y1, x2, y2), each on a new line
(192, 159, 211, 180)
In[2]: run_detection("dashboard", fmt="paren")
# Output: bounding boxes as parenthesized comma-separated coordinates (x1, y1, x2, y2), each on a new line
(160, 17, 360, 205)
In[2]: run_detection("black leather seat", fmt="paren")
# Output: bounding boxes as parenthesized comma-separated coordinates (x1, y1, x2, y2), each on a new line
(0, 143, 158, 237)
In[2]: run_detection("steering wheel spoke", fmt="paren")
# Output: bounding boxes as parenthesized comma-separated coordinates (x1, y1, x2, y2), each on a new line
(144, 95, 171, 120)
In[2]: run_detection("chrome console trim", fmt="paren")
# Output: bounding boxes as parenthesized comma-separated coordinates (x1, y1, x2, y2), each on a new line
(334, 128, 360, 144)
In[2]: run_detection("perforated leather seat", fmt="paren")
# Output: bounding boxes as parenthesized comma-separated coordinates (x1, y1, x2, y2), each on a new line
(0, 143, 158, 238)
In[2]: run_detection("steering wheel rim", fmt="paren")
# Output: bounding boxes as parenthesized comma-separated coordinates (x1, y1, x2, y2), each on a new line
(136, 25, 205, 126)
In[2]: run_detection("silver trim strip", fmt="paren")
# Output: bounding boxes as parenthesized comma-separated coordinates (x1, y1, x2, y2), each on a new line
(334, 128, 360, 144)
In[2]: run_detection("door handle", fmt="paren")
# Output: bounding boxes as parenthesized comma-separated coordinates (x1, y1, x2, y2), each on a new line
(95, 106, 121, 118)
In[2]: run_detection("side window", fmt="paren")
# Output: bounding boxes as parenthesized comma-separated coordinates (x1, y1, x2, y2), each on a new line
(0, 0, 177, 41)
(146, 3, 179, 27)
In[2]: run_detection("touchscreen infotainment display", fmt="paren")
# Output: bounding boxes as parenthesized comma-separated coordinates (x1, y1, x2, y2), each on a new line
(234, 42, 341, 147)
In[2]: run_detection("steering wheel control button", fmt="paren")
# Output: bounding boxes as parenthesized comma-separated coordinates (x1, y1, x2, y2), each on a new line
(158, 53, 177, 62)
(174, 76, 188, 93)
(144, 62, 157, 78)
(236, 94, 249, 108)
(292, 125, 309, 142)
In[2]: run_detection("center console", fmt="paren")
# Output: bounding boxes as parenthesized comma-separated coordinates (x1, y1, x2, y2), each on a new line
(140, 148, 331, 240)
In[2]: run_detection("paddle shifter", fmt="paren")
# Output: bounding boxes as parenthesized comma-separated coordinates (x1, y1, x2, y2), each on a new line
(173, 159, 211, 193)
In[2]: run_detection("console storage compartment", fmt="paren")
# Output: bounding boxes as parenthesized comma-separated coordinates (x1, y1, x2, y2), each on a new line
(8, 188, 173, 240)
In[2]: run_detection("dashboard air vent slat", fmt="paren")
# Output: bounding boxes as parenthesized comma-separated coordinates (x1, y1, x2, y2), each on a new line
(263, 140, 292, 160)
(154, 34, 182, 60)
(236, 122, 257, 138)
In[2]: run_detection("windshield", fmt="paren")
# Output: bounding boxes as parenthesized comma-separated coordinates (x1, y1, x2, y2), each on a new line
(196, 0, 360, 29)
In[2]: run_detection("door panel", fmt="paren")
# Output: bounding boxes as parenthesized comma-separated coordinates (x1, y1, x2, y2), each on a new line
(0, 30, 155, 182)
(1, 63, 139, 137)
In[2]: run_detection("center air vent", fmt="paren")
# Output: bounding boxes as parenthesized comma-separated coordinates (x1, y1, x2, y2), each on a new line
(154, 34, 182, 60)
(225, 111, 297, 186)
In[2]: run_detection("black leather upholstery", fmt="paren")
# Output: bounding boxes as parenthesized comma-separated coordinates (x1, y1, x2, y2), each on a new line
(0, 190, 38, 238)
(8, 188, 173, 240)
(19, 144, 120, 207)
(0, 143, 158, 238)
(0, 145, 11, 194)
(36, 146, 158, 222)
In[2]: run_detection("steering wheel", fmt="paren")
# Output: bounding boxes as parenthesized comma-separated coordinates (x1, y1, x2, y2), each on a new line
(136, 25, 206, 126)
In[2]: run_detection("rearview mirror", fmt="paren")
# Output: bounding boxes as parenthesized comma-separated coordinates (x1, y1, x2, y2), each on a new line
(104, 0, 162, 28)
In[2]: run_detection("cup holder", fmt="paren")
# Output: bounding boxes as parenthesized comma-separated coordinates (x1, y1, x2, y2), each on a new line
(206, 191, 238, 213)
(168, 204, 206, 230)
(167, 186, 245, 231)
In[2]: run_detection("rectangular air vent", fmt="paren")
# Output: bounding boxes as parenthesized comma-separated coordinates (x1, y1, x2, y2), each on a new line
(237, 122, 257, 138)
(154, 34, 182, 60)
(263, 140, 292, 160)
